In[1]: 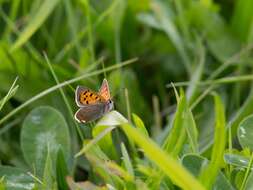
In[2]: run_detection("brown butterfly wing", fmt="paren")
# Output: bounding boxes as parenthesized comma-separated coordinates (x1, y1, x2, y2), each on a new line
(75, 86, 105, 107)
(99, 79, 111, 101)
(74, 104, 105, 123)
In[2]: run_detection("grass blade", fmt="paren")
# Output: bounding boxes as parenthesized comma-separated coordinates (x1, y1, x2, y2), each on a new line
(56, 149, 69, 190)
(11, 0, 60, 51)
(42, 144, 54, 190)
(186, 40, 205, 104)
(185, 106, 199, 153)
(132, 113, 149, 137)
(199, 93, 226, 189)
(0, 58, 137, 126)
(167, 75, 253, 88)
(231, 0, 253, 43)
(75, 126, 116, 157)
(162, 90, 187, 156)
(121, 143, 134, 177)
(44, 52, 83, 176)
(120, 123, 206, 190)
(240, 153, 253, 190)
(0, 76, 19, 111)
(80, 0, 95, 63)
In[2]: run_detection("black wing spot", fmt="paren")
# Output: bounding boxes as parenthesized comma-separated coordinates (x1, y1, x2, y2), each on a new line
(86, 100, 89, 104)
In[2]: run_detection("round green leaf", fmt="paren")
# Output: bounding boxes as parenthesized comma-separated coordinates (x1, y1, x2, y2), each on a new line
(224, 153, 250, 169)
(238, 114, 253, 150)
(21, 106, 70, 176)
(182, 154, 235, 190)
(0, 166, 34, 190)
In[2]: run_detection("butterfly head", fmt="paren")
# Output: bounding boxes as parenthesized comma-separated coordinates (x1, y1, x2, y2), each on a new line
(105, 99, 114, 112)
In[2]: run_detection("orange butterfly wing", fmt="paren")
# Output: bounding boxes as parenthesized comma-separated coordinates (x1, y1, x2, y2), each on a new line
(79, 90, 106, 105)
(75, 86, 106, 107)
(75, 79, 110, 107)
(99, 79, 111, 101)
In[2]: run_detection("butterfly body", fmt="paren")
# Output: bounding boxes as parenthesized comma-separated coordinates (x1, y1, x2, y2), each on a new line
(74, 79, 113, 123)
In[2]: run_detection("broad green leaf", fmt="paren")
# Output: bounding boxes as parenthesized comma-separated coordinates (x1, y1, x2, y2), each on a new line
(224, 153, 251, 169)
(238, 114, 253, 150)
(230, 88, 253, 138)
(0, 166, 34, 190)
(182, 154, 234, 190)
(21, 106, 70, 177)
(199, 94, 226, 189)
(11, 0, 60, 51)
(120, 124, 205, 190)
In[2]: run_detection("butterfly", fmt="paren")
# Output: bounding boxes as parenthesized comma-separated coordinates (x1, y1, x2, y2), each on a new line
(74, 79, 114, 123)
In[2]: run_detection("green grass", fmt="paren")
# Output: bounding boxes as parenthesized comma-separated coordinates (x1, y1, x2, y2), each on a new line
(1, 0, 253, 190)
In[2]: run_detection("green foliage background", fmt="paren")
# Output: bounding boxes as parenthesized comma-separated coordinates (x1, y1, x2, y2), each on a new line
(1, 0, 253, 189)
